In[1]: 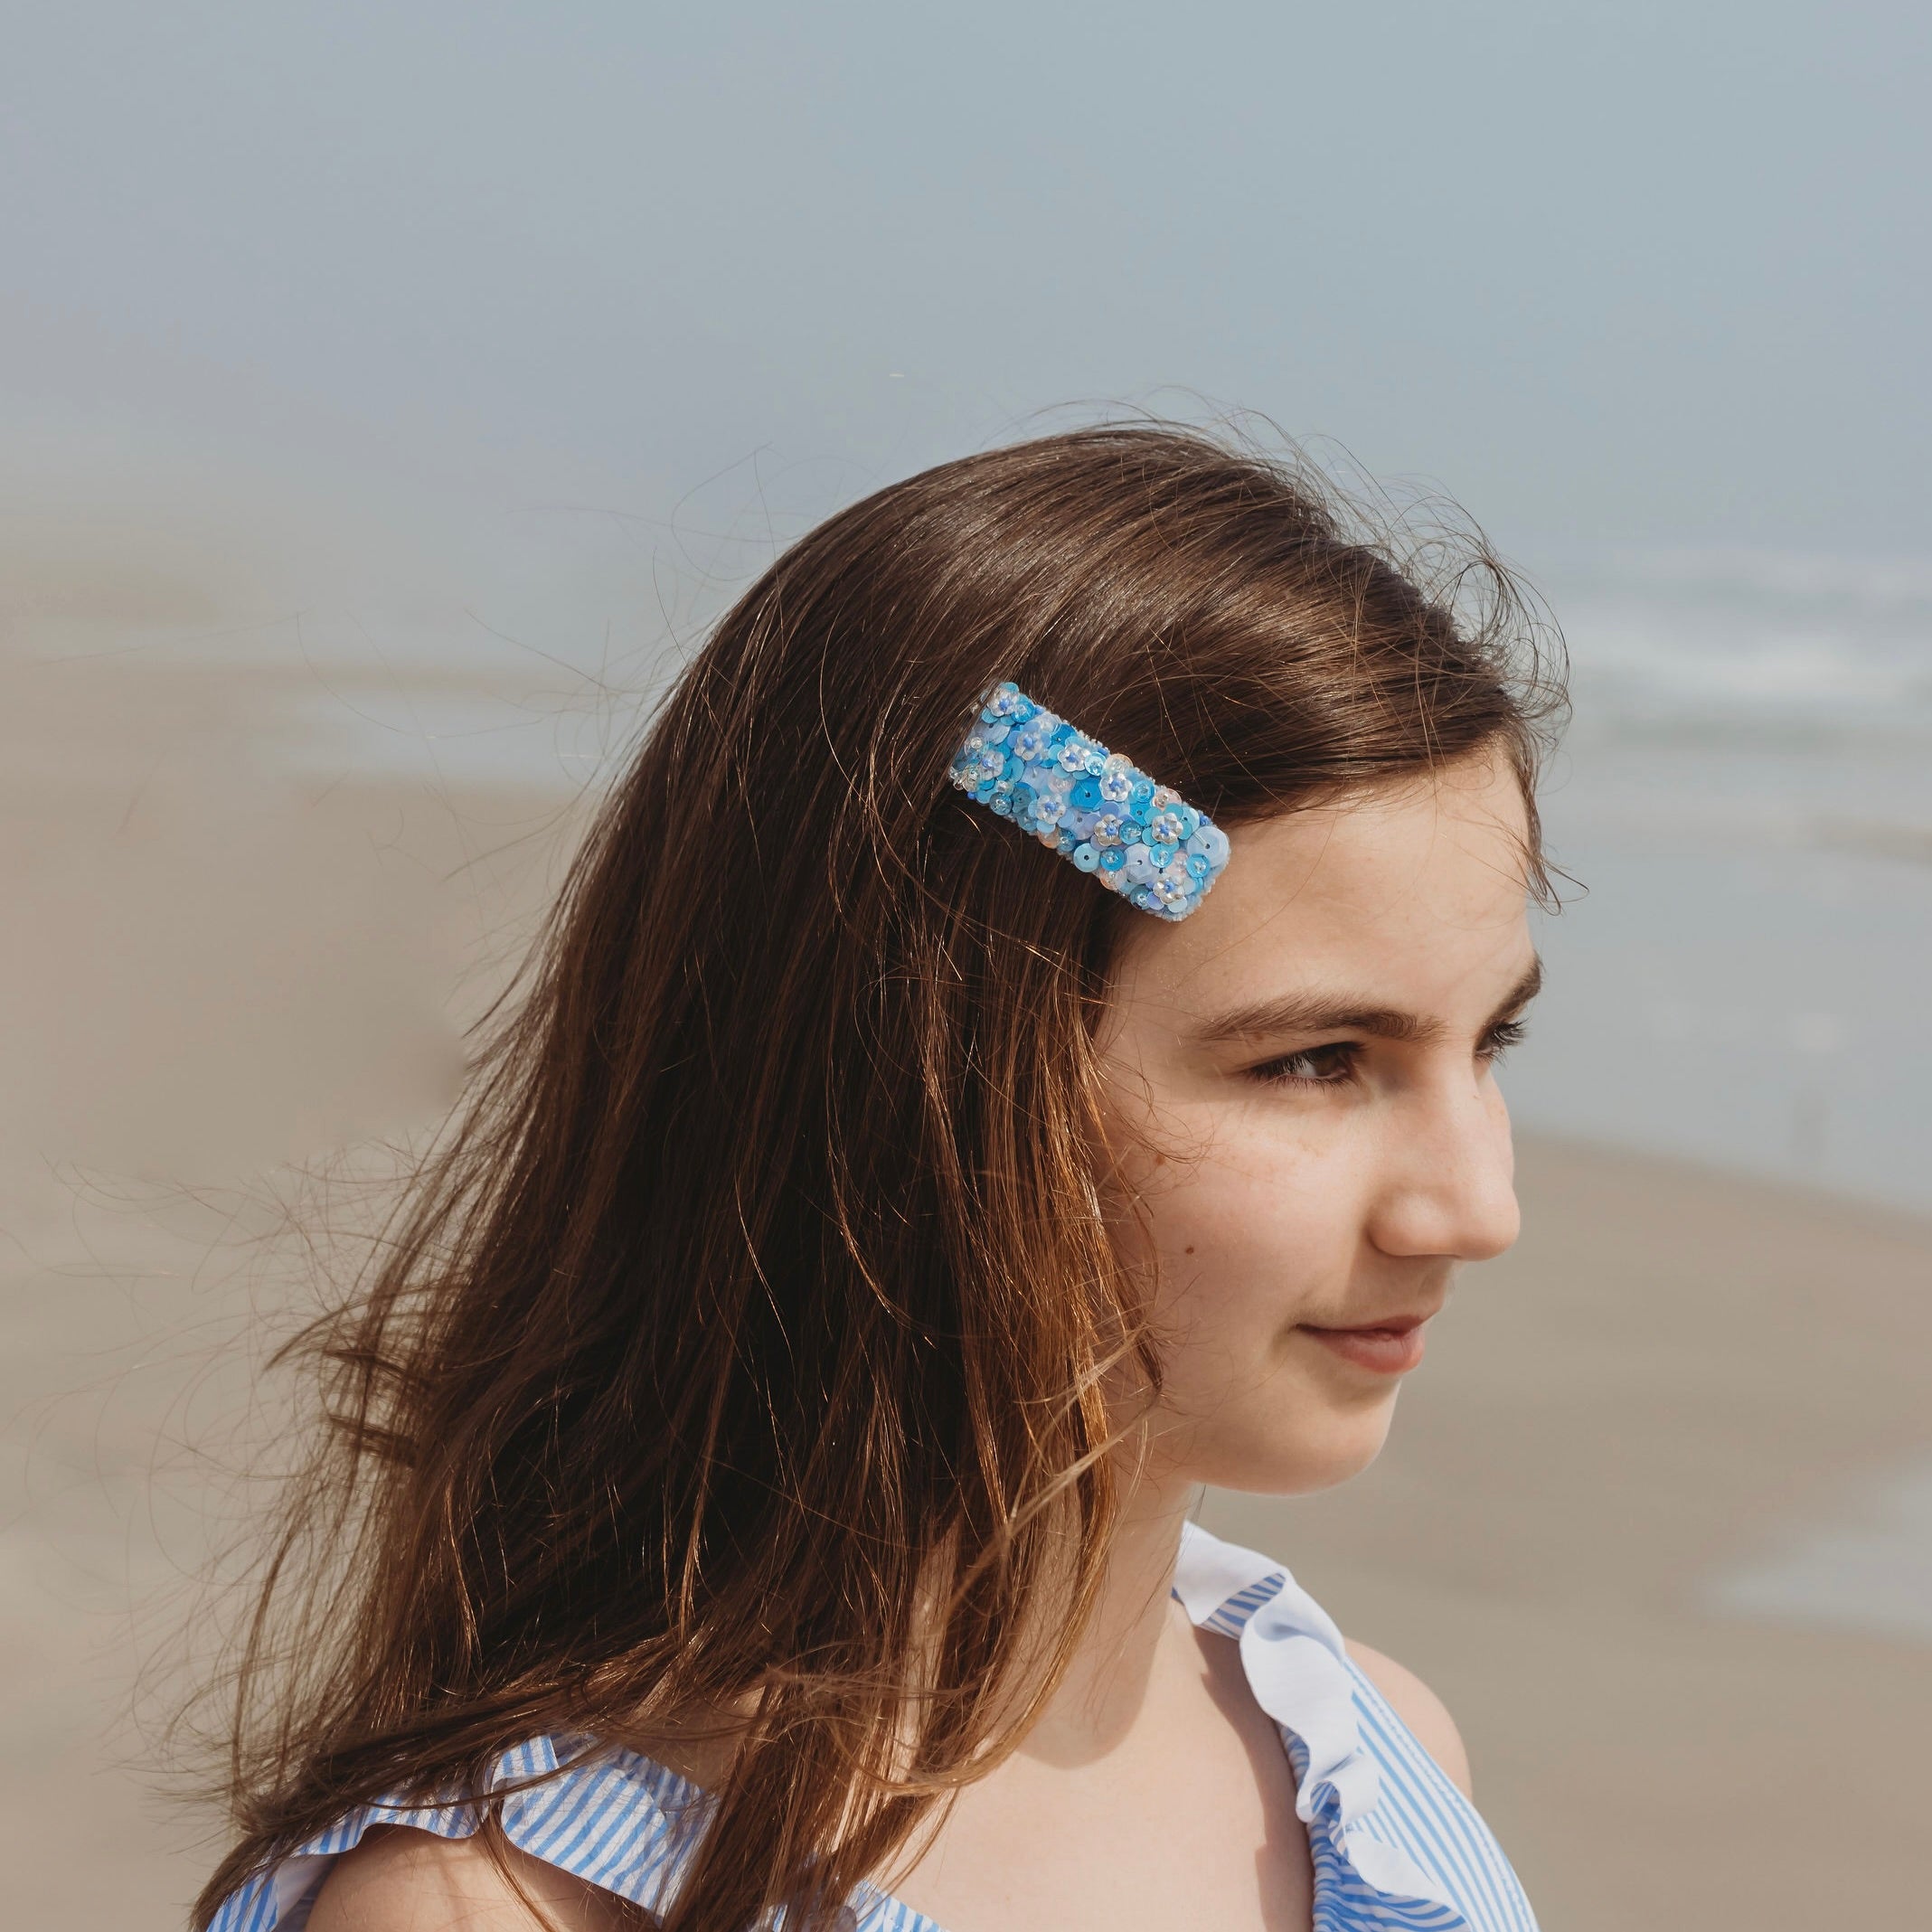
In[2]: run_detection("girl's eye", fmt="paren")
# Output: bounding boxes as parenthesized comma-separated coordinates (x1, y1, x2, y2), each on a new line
(1247, 1041, 1362, 1088)
(1246, 1020, 1528, 1089)
(1480, 1018, 1528, 1063)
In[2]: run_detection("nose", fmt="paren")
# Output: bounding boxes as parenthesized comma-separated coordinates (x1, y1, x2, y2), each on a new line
(1364, 1072, 1522, 1265)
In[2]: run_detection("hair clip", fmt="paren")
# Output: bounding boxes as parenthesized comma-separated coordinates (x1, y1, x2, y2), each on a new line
(947, 682, 1231, 919)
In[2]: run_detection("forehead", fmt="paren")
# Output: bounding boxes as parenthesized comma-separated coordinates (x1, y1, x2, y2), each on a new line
(1107, 758, 1536, 1023)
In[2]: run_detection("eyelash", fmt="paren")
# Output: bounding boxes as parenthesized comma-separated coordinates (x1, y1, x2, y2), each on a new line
(1247, 1019, 1529, 1089)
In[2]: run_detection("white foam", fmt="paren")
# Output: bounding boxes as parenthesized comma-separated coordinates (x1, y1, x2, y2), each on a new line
(1701, 1452, 1932, 1646)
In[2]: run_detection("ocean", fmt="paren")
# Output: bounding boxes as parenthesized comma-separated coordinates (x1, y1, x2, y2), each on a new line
(1515, 549, 1932, 1215)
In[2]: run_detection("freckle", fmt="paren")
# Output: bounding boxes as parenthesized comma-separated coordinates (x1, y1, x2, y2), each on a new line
(1184, 1245, 1195, 1255)
(1153, 1152, 1166, 1165)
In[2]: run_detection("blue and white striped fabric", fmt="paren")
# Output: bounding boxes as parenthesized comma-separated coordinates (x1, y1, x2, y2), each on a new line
(209, 1520, 1538, 1931)
(1170, 1522, 1539, 1932)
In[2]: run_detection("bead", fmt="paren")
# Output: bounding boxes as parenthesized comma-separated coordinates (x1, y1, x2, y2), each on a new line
(953, 683, 1232, 920)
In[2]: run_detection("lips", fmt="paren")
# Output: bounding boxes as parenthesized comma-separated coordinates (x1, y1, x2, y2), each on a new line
(1297, 1312, 1431, 1375)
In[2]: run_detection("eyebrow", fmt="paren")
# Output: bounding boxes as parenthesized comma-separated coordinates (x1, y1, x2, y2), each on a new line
(1191, 955, 1544, 1051)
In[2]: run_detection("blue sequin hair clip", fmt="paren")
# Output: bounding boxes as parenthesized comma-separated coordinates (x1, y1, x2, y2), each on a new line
(947, 682, 1232, 919)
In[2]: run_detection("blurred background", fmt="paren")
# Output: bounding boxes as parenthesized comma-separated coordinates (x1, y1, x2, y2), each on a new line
(2, 4, 1927, 1926)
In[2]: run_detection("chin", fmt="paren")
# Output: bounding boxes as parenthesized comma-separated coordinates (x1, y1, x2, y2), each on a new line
(1193, 1400, 1400, 1496)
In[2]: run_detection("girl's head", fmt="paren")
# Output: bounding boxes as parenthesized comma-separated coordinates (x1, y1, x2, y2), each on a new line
(198, 423, 1563, 1932)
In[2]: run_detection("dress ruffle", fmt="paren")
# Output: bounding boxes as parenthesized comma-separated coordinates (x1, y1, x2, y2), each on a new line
(1176, 1520, 1495, 1929)
(210, 1737, 730, 1932)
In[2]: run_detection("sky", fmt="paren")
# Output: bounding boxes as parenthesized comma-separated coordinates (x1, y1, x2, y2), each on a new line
(3, 1, 1928, 654)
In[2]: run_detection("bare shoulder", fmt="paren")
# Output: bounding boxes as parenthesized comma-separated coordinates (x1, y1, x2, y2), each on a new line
(1343, 1639, 1474, 1799)
(306, 1825, 646, 1930)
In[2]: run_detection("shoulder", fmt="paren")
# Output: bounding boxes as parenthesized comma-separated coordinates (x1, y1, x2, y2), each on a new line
(1343, 1639, 1474, 1799)
(306, 1824, 646, 1930)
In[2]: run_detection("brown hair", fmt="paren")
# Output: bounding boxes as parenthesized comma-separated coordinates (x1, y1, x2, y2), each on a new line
(193, 422, 1563, 1930)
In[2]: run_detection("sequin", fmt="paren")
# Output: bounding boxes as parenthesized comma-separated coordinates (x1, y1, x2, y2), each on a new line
(949, 683, 1232, 920)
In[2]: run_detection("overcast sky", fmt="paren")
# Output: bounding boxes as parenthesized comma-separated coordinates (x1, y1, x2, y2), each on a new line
(5, 1, 1927, 629)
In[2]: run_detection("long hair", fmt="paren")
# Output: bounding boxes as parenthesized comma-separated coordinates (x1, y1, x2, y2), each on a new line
(193, 423, 1564, 1930)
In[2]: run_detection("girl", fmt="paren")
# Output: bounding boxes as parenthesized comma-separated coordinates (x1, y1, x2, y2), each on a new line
(196, 423, 1561, 1931)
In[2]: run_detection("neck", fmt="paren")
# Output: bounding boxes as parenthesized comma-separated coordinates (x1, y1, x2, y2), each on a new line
(1011, 1465, 1202, 1767)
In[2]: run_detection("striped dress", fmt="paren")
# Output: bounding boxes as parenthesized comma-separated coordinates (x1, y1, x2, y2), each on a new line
(208, 1520, 1540, 1931)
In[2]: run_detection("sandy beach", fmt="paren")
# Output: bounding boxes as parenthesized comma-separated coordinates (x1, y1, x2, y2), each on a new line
(4, 644, 1928, 1929)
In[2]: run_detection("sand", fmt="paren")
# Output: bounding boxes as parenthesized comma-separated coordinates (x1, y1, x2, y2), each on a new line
(3, 645, 1927, 1928)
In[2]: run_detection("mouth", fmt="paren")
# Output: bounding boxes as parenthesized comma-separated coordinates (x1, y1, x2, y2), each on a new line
(1296, 1312, 1431, 1376)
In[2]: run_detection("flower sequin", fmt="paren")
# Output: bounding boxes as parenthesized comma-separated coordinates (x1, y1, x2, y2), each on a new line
(948, 682, 1233, 921)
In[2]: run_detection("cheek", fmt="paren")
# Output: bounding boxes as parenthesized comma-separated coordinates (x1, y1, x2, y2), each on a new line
(1113, 1113, 1399, 1495)
(1126, 1109, 1358, 1346)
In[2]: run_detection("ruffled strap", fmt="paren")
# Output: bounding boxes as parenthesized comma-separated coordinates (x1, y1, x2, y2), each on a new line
(207, 1736, 714, 1932)
(1175, 1521, 1525, 1929)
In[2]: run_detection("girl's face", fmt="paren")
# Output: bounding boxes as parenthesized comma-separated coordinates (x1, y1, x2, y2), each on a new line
(1094, 752, 1540, 1495)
